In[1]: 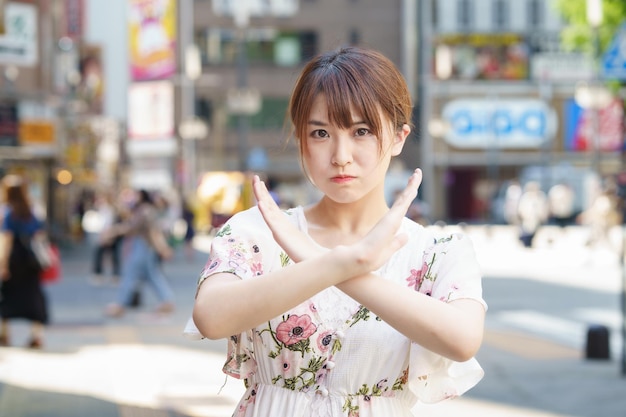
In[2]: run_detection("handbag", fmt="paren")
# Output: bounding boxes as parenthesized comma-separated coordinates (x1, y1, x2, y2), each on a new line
(30, 233, 55, 269)
(39, 243, 61, 284)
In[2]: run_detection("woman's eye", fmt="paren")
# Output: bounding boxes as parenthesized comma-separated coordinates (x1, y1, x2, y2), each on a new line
(355, 128, 371, 137)
(311, 129, 329, 138)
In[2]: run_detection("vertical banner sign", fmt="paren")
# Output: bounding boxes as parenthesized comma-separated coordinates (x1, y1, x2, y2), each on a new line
(63, 0, 84, 39)
(0, 100, 18, 146)
(0, 2, 37, 66)
(0, 0, 5, 35)
(127, 80, 174, 139)
(128, 0, 177, 81)
(564, 98, 624, 151)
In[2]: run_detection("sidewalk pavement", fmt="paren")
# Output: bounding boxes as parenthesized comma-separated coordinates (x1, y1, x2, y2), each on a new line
(0, 225, 625, 417)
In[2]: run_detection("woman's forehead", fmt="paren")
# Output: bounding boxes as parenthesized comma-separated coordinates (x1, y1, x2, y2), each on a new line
(310, 94, 364, 123)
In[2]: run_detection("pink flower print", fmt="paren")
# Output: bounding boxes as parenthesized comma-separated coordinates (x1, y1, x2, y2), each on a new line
(406, 262, 427, 289)
(205, 258, 221, 273)
(276, 314, 317, 346)
(251, 262, 263, 276)
(317, 331, 333, 353)
(229, 248, 245, 262)
(420, 277, 434, 296)
(278, 351, 297, 378)
(309, 302, 317, 313)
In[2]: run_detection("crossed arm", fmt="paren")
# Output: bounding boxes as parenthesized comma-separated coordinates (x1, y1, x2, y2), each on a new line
(193, 169, 485, 362)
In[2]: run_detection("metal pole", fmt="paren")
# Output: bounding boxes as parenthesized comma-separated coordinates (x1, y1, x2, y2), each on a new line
(179, 0, 197, 194)
(236, 27, 249, 172)
(401, 0, 417, 99)
(592, 25, 601, 176)
(417, 0, 436, 219)
(622, 225, 626, 375)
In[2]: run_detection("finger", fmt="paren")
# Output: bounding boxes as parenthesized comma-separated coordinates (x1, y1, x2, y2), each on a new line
(253, 176, 278, 212)
(390, 168, 423, 214)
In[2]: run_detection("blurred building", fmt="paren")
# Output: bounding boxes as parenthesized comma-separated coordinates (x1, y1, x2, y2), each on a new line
(183, 0, 420, 185)
(419, 0, 618, 222)
(1, 0, 619, 233)
(0, 0, 119, 241)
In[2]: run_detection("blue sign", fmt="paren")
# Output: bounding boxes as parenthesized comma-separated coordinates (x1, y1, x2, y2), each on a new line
(441, 99, 557, 149)
(602, 23, 626, 80)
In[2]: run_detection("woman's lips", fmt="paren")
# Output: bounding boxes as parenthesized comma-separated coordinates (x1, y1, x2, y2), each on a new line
(331, 175, 355, 183)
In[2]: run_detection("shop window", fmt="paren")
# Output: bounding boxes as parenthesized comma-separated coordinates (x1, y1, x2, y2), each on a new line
(457, 0, 473, 31)
(227, 97, 289, 130)
(492, 0, 508, 30)
(528, 0, 543, 29)
(196, 28, 318, 67)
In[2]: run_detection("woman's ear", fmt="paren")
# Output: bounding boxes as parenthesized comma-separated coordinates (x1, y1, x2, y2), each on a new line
(391, 124, 411, 156)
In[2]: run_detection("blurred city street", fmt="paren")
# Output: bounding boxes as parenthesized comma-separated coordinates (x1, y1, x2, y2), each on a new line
(1, 224, 626, 417)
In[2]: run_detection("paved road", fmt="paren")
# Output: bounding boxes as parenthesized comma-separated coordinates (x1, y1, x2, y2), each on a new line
(1, 225, 625, 417)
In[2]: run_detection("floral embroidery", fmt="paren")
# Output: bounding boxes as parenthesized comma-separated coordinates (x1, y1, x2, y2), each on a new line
(342, 371, 408, 417)
(347, 306, 371, 327)
(317, 332, 333, 353)
(215, 224, 232, 237)
(276, 314, 318, 346)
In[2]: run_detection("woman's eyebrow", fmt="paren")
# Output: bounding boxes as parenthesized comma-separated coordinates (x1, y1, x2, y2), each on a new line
(308, 119, 367, 127)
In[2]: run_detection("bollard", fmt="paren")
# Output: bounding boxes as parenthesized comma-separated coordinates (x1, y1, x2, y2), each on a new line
(585, 324, 610, 360)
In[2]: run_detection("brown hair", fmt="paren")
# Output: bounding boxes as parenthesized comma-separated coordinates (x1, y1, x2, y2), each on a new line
(3, 175, 33, 220)
(288, 46, 413, 157)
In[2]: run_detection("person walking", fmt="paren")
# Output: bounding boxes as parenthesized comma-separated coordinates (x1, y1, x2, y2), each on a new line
(105, 189, 175, 317)
(0, 175, 49, 348)
(579, 180, 622, 250)
(517, 181, 549, 248)
(90, 190, 122, 285)
(185, 47, 486, 416)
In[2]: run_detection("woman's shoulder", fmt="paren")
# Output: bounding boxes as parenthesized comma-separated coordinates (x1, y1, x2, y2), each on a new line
(400, 219, 475, 254)
(226, 205, 302, 229)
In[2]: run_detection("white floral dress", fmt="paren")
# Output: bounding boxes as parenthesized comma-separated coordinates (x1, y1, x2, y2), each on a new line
(185, 206, 486, 417)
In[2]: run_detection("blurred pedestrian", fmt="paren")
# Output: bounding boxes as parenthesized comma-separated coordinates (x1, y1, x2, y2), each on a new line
(548, 182, 575, 228)
(578, 180, 622, 250)
(90, 190, 122, 285)
(105, 189, 175, 317)
(503, 179, 522, 226)
(0, 175, 49, 348)
(186, 47, 486, 416)
(181, 197, 196, 261)
(517, 181, 549, 248)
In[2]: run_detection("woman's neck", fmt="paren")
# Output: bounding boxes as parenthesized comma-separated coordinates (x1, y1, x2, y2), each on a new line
(304, 195, 390, 246)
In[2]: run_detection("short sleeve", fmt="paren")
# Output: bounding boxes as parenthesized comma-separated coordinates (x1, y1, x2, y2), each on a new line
(407, 233, 486, 403)
(183, 207, 281, 379)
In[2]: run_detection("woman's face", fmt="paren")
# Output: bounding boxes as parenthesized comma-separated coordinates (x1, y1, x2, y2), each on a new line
(302, 94, 409, 205)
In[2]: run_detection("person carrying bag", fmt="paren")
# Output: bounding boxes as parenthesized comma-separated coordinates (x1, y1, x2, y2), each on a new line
(0, 175, 49, 348)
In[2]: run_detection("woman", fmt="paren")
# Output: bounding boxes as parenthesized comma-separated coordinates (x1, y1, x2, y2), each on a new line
(0, 175, 48, 348)
(105, 189, 175, 317)
(186, 47, 486, 416)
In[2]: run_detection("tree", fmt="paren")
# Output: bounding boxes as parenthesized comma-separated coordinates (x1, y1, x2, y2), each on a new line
(552, 0, 626, 56)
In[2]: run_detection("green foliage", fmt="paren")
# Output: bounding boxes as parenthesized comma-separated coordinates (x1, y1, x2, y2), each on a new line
(552, 0, 626, 55)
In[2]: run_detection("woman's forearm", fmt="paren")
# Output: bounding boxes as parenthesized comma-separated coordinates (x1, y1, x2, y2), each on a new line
(336, 274, 485, 362)
(193, 245, 361, 339)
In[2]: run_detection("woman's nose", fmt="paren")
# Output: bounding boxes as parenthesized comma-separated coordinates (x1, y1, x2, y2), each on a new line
(331, 136, 353, 167)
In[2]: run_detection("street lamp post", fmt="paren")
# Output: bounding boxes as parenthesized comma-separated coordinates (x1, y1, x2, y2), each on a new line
(586, 0, 626, 377)
(178, 0, 208, 196)
(587, 0, 603, 176)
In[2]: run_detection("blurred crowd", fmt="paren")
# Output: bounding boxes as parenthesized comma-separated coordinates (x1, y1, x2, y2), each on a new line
(498, 174, 623, 250)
